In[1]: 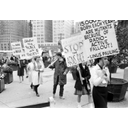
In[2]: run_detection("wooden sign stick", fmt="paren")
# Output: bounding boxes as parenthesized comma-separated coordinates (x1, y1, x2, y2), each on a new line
(78, 64, 83, 85)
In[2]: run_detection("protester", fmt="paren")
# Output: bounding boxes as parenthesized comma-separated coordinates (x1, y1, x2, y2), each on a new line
(42, 52, 48, 67)
(74, 63, 91, 108)
(24, 59, 28, 78)
(2, 59, 8, 69)
(2, 59, 13, 84)
(27, 58, 35, 89)
(17, 59, 26, 83)
(91, 57, 110, 108)
(32, 56, 44, 97)
(10, 55, 15, 61)
(49, 52, 69, 99)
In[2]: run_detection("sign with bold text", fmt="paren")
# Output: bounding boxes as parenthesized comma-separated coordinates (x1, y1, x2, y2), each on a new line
(23, 37, 40, 58)
(79, 20, 119, 59)
(61, 35, 87, 67)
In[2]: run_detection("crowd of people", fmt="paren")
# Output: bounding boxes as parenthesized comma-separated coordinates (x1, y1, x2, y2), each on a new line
(0, 52, 110, 108)
(48, 53, 110, 108)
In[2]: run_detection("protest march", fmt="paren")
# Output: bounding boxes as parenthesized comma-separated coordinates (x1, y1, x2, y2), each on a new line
(1, 20, 128, 109)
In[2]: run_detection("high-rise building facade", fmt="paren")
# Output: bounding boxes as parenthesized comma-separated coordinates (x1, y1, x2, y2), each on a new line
(53, 20, 74, 43)
(0, 20, 31, 50)
(74, 22, 81, 33)
(31, 20, 53, 47)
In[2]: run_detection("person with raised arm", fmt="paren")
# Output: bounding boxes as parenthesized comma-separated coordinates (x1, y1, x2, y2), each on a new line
(49, 52, 69, 99)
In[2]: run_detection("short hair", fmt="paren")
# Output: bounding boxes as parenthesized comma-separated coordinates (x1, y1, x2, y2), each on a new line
(56, 52, 62, 57)
(94, 58, 102, 65)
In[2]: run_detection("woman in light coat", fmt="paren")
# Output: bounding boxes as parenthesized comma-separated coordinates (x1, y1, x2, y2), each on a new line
(32, 56, 44, 97)
(27, 58, 35, 89)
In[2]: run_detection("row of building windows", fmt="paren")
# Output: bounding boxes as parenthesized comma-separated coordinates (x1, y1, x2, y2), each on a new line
(1, 43, 10, 50)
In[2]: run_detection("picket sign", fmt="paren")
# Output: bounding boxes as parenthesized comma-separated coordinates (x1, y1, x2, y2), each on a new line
(61, 34, 87, 67)
(11, 42, 22, 56)
(11, 42, 25, 60)
(79, 20, 119, 60)
(22, 37, 40, 58)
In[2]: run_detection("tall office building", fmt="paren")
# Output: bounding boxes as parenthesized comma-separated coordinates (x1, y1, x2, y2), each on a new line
(0, 20, 31, 50)
(31, 20, 53, 47)
(53, 20, 74, 43)
(74, 22, 81, 33)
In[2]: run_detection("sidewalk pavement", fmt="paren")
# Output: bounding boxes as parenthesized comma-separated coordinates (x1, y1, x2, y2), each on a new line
(0, 68, 127, 108)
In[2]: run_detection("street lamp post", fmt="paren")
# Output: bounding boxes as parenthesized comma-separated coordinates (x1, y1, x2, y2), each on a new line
(58, 33, 63, 52)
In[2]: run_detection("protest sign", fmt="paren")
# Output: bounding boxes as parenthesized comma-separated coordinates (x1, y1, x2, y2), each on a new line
(61, 34, 87, 67)
(11, 42, 23, 56)
(11, 42, 26, 60)
(79, 20, 119, 60)
(22, 37, 40, 58)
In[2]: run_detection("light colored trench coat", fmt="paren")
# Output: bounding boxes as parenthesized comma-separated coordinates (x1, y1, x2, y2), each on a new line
(27, 62, 34, 83)
(32, 61, 44, 86)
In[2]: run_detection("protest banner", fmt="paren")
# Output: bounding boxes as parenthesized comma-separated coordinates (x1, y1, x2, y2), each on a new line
(79, 20, 119, 60)
(11, 42, 23, 56)
(61, 34, 87, 67)
(22, 37, 40, 58)
(11, 42, 26, 60)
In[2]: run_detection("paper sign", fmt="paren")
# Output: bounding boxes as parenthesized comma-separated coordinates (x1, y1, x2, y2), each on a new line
(61, 34, 87, 67)
(11, 42, 23, 56)
(23, 37, 40, 58)
(79, 20, 119, 60)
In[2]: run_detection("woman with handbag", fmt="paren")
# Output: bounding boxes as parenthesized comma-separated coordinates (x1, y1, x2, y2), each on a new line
(74, 63, 91, 108)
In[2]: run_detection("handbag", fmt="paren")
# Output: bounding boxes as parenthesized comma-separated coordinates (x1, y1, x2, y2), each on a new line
(85, 78, 91, 93)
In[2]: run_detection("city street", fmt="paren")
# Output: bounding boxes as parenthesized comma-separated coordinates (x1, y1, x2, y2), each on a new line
(0, 68, 128, 108)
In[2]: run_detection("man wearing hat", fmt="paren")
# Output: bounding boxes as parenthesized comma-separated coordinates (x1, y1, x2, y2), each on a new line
(49, 52, 69, 99)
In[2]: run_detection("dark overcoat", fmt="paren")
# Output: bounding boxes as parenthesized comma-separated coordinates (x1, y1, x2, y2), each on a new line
(49, 59, 69, 85)
(74, 65, 91, 92)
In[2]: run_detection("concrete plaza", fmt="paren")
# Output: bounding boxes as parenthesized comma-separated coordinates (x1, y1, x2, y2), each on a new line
(0, 68, 127, 108)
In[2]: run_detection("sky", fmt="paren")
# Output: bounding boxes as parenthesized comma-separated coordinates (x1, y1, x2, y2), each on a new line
(74, 20, 81, 23)
(28, 20, 81, 22)
(74, 20, 81, 22)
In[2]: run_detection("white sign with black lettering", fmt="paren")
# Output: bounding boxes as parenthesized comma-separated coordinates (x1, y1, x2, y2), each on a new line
(23, 37, 40, 58)
(11, 42, 23, 56)
(79, 20, 119, 59)
(11, 42, 27, 60)
(61, 35, 87, 67)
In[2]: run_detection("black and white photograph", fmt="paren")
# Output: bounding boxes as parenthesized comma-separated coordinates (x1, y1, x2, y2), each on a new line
(0, 20, 128, 108)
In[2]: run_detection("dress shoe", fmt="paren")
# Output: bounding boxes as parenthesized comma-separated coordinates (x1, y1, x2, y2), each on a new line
(59, 96, 65, 99)
(36, 94, 40, 97)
